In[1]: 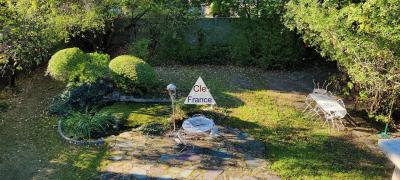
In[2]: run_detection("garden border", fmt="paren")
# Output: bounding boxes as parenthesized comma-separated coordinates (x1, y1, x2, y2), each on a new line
(57, 119, 105, 146)
(105, 92, 171, 103)
(57, 92, 171, 146)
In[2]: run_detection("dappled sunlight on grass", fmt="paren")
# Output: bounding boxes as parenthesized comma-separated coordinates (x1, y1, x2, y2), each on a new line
(96, 103, 170, 127)
(48, 147, 107, 179)
(219, 90, 389, 179)
(156, 66, 390, 178)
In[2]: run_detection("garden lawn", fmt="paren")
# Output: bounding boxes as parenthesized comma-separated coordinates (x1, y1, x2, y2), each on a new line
(156, 65, 392, 179)
(96, 103, 170, 127)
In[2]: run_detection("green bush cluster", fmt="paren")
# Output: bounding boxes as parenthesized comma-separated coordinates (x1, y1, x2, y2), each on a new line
(48, 81, 114, 116)
(109, 55, 159, 94)
(285, 0, 400, 121)
(46, 48, 110, 84)
(62, 112, 115, 139)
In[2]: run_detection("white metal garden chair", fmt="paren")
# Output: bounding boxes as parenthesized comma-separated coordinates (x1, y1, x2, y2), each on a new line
(303, 80, 332, 117)
(304, 80, 348, 130)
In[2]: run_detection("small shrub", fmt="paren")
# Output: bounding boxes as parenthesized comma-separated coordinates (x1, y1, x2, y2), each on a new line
(48, 80, 113, 116)
(62, 112, 115, 139)
(128, 38, 151, 60)
(48, 95, 73, 117)
(109, 55, 159, 94)
(46, 48, 87, 82)
(47, 48, 110, 84)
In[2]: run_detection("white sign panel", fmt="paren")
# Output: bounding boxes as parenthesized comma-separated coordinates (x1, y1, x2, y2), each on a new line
(184, 76, 216, 105)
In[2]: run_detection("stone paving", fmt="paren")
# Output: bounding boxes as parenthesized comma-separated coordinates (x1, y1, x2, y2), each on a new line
(100, 126, 280, 180)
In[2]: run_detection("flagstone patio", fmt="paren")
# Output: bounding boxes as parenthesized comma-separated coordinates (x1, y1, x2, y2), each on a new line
(100, 126, 280, 179)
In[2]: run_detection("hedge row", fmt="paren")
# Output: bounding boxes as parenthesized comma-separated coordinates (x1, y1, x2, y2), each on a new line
(127, 17, 307, 69)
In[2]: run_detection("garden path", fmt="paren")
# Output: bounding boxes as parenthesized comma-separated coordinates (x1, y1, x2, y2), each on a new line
(100, 126, 280, 179)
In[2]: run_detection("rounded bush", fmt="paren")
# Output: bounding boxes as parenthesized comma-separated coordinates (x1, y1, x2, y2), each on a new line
(47, 48, 87, 82)
(109, 55, 158, 93)
(47, 48, 110, 84)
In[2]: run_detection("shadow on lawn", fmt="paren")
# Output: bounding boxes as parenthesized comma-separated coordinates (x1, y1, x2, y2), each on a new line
(205, 111, 391, 178)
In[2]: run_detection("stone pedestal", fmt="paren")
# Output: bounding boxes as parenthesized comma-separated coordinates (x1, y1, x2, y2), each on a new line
(378, 139, 400, 180)
(393, 166, 400, 180)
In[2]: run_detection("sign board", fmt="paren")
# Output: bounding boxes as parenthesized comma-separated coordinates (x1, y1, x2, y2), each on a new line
(184, 76, 216, 105)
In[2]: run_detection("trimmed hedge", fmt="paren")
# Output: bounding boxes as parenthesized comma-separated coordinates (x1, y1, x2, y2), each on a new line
(109, 55, 159, 93)
(124, 18, 306, 69)
(46, 48, 110, 84)
(46, 48, 87, 82)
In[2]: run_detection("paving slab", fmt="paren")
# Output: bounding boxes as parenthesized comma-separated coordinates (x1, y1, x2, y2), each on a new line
(100, 126, 279, 179)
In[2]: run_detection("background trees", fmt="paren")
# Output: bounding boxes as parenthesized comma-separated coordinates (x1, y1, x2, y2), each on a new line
(0, 0, 104, 86)
(0, 0, 194, 86)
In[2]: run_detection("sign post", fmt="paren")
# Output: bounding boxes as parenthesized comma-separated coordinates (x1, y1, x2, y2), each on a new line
(184, 76, 216, 106)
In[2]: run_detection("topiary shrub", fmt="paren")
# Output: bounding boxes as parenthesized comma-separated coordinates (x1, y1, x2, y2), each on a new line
(46, 47, 87, 82)
(46, 48, 110, 84)
(109, 55, 159, 94)
(62, 112, 115, 139)
(81, 52, 110, 83)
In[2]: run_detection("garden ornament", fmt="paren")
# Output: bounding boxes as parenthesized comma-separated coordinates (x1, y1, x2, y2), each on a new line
(378, 122, 392, 139)
(167, 83, 177, 131)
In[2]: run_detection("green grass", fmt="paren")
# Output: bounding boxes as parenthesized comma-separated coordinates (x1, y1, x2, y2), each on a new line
(0, 68, 107, 180)
(96, 102, 170, 127)
(156, 66, 391, 179)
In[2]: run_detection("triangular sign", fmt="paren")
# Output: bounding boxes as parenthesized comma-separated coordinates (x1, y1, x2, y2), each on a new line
(184, 76, 216, 105)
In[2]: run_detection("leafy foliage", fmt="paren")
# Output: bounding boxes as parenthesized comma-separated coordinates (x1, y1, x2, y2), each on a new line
(62, 112, 115, 139)
(84, 52, 111, 83)
(0, 101, 9, 112)
(229, 18, 305, 69)
(128, 38, 151, 60)
(284, 0, 400, 122)
(48, 81, 113, 116)
(0, 0, 105, 85)
(46, 48, 110, 84)
(109, 55, 159, 94)
(132, 1, 306, 69)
